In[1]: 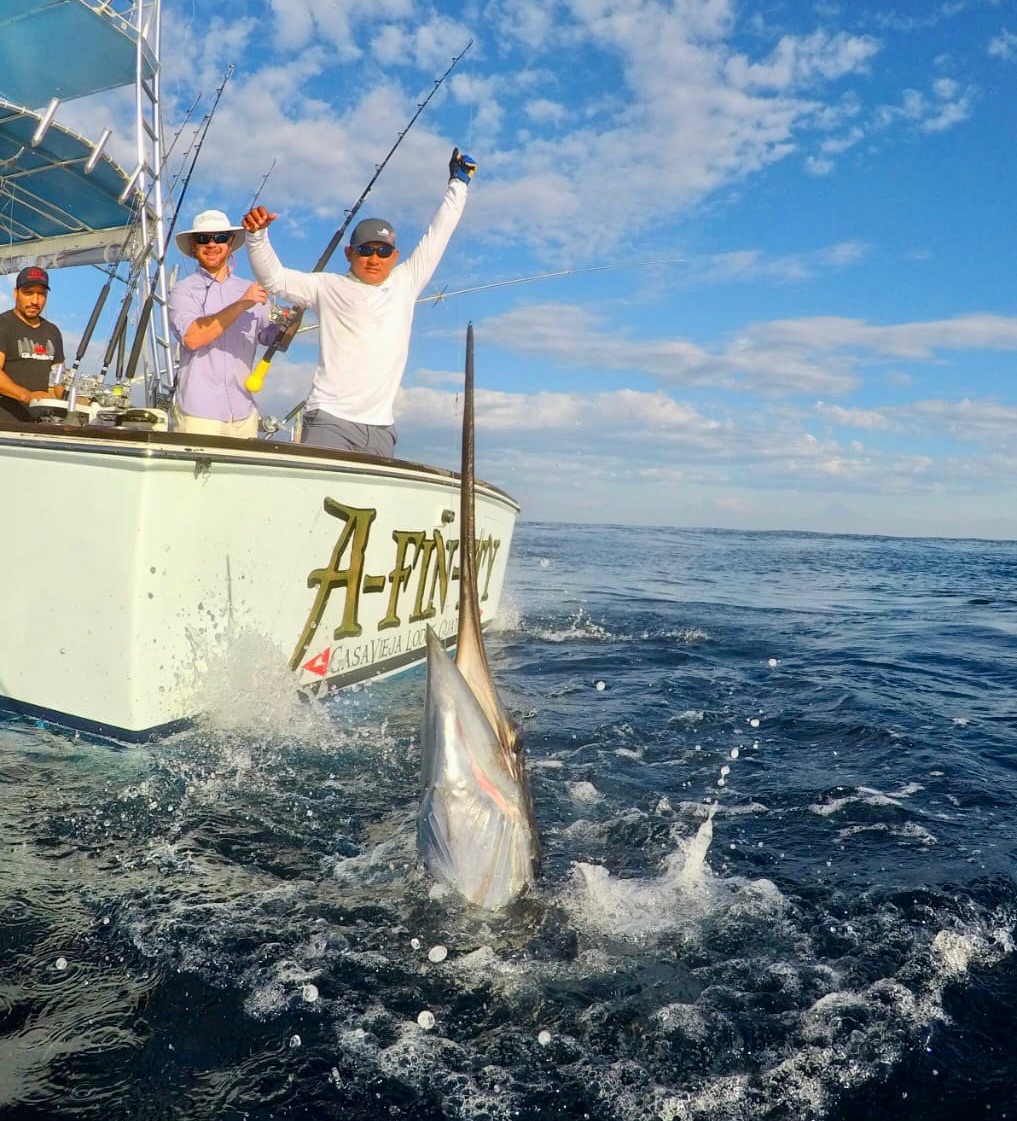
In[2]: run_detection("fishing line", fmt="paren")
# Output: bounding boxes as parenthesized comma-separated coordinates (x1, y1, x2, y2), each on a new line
(466, 40, 476, 153)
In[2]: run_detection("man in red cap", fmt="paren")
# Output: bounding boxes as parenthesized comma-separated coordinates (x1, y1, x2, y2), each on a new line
(0, 266, 65, 424)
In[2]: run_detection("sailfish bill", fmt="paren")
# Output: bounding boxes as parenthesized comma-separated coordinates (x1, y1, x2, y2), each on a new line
(417, 324, 540, 909)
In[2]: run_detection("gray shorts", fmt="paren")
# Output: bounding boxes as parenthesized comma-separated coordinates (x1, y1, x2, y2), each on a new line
(300, 409, 397, 458)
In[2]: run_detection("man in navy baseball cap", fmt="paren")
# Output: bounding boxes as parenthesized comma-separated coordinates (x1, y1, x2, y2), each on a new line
(0, 265, 65, 423)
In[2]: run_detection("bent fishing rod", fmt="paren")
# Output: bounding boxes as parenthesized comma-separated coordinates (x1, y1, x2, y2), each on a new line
(245, 39, 473, 393)
(119, 65, 234, 395)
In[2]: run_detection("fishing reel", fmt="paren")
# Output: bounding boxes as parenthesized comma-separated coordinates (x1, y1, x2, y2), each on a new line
(269, 302, 296, 326)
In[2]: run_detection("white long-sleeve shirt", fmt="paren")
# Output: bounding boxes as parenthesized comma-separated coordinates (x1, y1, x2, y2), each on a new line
(246, 179, 468, 425)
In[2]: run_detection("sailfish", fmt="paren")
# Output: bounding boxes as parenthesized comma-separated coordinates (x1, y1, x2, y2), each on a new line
(417, 324, 540, 909)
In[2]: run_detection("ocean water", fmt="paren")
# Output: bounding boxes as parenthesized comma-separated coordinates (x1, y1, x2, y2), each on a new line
(2, 523, 1016, 1120)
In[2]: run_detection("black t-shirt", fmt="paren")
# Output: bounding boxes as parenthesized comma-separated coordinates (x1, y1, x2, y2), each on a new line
(0, 308, 65, 423)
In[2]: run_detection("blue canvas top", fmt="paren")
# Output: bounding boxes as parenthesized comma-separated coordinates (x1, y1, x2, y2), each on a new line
(0, 2, 155, 271)
(0, 99, 142, 272)
(0, 0, 153, 108)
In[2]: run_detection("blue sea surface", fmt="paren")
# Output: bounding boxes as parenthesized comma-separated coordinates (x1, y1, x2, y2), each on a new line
(2, 523, 1016, 1120)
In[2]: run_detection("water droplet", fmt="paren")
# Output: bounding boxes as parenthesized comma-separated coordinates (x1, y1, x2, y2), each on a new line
(55, 957, 68, 971)
(538, 558, 551, 569)
(289, 1034, 302, 1048)
(427, 945, 448, 963)
(749, 718, 760, 728)
(417, 1010, 436, 1030)
(768, 658, 778, 668)
(538, 1030, 552, 1047)
(410, 938, 421, 950)
(301, 984, 319, 1003)
(730, 747, 740, 759)
(594, 680, 607, 691)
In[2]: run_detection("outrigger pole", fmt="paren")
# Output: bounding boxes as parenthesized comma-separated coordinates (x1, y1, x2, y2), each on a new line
(245, 39, 473, 393)
(419, 260, 687, 304)
(120, 65, 234, 390)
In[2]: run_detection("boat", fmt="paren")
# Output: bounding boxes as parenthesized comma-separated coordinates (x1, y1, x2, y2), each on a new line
(0, 2, 518, 741)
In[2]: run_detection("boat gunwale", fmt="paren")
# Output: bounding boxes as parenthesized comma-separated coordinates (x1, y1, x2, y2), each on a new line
(0, 421, 520, 512)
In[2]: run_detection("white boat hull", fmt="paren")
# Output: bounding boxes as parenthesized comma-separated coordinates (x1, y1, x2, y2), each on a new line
(0, 425, 518, 740)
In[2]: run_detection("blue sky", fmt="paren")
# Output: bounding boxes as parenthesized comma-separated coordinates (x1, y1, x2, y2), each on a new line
(14, 0, 1017, 539)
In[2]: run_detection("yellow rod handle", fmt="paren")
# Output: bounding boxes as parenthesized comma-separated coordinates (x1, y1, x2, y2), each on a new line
(246, 358, 270, 393)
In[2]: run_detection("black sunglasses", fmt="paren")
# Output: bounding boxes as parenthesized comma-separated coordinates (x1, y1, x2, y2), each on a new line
(193, 232, 233, 245)
(354, 243, 395, 258)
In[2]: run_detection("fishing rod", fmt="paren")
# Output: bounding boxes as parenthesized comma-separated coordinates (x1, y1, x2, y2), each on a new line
(248, 159, 276, 210)
(121, 64, 234, 392)
(63, 94, 203, 387)
(245, 39, 473, 393)
(91, 93, 210, 386)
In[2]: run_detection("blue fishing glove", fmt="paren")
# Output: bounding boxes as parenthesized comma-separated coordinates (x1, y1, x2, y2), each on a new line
(449, 147, 477, 185)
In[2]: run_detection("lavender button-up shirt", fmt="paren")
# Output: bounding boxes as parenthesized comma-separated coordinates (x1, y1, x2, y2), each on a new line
(168, 266, 276, 422)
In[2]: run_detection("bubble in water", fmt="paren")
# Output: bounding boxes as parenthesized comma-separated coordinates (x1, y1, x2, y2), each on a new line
(417, 1010, 436, 1030)
(594, 680, 607, 691)
(538, 1030, 552, 1047)
(750, 718, 760, 728)
(730, 747, 740, 760)
(301, 984, 319, 1003)
(427, 944, 448, 963)
(538, 558, 551, 569)
(55, 957, 68, 971)
(768, 658, 779, 667)
(410, 937, 421, 950)
(289, 1034, 302, 1048)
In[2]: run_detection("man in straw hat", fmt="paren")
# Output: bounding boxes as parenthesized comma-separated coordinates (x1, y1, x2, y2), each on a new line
(168, 209, 278, 438)
(0, 266, 65, 424)
(242, 147, 477, 457)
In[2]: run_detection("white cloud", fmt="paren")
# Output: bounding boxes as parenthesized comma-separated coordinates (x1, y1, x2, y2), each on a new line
(683, 242, 868, 285)
(524, 98, 569, 127)
(725, 30, 880, 92)
(815, 402, 895, 430)
(753, 314, 1017, 359)
(872, 79, 976, 134)
(479, 303, 860, 395)
(988, 28, 1017, 60)
(900, 398, 1017, 447)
